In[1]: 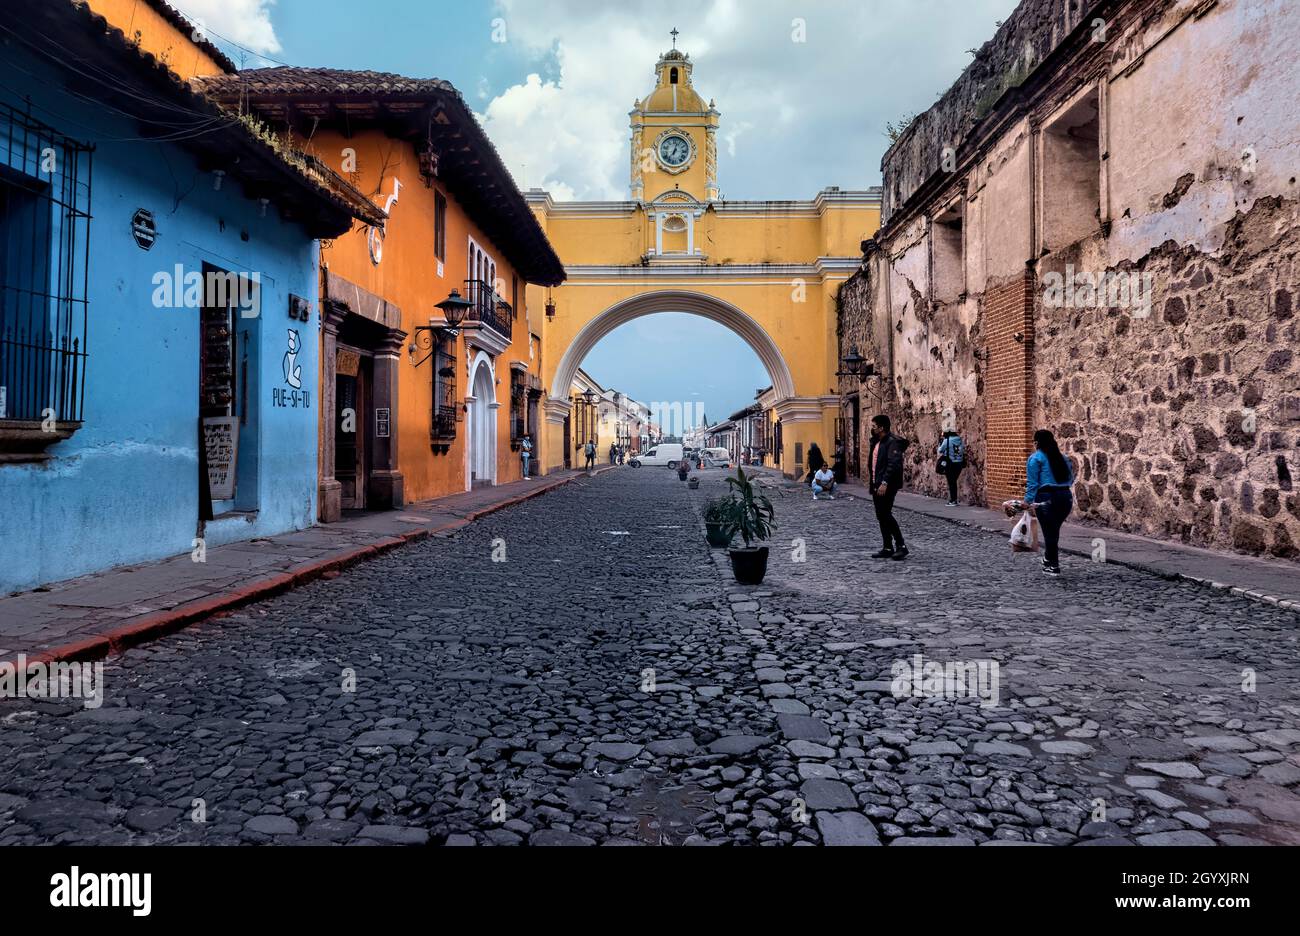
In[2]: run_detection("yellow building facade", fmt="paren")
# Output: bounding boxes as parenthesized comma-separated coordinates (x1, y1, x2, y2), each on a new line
(528, 42, 881, 478)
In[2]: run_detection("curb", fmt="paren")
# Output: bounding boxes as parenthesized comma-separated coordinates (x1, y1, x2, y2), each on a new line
(5, 466, 618, 669)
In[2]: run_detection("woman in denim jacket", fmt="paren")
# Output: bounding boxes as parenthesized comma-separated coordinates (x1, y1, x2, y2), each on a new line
(1025, 429, 1075, 576)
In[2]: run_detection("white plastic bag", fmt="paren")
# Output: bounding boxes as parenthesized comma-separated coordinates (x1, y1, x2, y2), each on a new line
(1009, 511, 1039, 552)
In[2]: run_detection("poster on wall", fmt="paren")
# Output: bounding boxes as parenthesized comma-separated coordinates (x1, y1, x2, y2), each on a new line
(202, 416, 240, 501)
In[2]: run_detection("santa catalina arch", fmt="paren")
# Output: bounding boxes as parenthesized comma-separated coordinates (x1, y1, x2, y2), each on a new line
(527, 39, 881, 475)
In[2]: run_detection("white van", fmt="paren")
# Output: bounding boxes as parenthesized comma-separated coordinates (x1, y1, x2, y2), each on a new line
(631, 443, 685, 468)
(702, 447, 732, 467)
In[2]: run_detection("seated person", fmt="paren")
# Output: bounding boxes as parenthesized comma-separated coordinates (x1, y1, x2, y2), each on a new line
(812, 465, 836, 500)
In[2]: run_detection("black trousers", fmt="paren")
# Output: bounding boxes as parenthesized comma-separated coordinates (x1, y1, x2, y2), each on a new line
(944, 460, 964, 501)
(872, 484, 904, 550)
(1036, 487, 1073, 566)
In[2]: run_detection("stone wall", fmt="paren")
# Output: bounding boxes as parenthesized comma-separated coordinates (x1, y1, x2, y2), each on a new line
(1037, 195, 1300, 558)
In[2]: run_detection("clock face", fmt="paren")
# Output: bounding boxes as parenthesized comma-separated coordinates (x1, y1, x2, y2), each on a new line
(658, 134, 691, 168)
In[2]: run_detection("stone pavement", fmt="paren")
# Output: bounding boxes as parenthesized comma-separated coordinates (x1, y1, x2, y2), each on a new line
(827, 474, 1300, 610)
(1, 467, 1298, 846)
(0, 467, 613, 663)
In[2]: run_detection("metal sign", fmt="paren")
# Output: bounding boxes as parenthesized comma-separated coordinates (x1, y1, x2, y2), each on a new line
(131, 209, 157, 250)
(202, 416, 239, 500)
(375, 407, 391, 439)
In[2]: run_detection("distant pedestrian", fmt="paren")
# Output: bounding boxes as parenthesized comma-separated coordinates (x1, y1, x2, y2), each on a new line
(806, 442, 825, 484)
(584, 439, 596, 470)
(812, 464, 836, 500)
(867, 414, 908, 561)
(937, 429, 966, 506)
(1026, 429, 1075, 576)
(609, 443, 618, 465)
(520, 436, 533, 480)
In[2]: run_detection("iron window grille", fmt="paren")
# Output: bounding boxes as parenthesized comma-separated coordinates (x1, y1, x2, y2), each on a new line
(510, 368, 526, 443)
(0, 102, 92, 426)
(431, 332, 459, 441)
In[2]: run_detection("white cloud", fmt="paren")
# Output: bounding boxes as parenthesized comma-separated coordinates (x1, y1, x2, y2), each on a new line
(481, 0, 1019, 200)
(173, 0, 282, 56)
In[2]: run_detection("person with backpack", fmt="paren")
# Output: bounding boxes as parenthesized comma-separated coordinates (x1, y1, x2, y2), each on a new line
(1025, 428, 1075, 576)
(584, 438, 596, 470)
(867, 414, 909, 561)
(937, 429, 966, 506)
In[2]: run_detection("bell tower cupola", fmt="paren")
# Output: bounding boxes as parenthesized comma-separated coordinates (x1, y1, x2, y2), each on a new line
(629, 29, 720, 204)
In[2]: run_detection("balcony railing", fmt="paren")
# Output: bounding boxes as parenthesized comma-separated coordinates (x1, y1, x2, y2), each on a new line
(464, 279, 512, 340)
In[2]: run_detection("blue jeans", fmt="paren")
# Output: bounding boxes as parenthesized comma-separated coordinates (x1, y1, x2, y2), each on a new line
(521, 454, 531, 476)
(812, 481, 834, 496)
(1036, 487, 1073, 567)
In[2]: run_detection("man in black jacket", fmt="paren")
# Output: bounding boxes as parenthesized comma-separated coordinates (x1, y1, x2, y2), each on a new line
(867, 414, 908, 560)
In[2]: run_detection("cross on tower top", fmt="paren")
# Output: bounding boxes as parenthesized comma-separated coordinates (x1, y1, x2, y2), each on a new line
(670, 28, 679, 49)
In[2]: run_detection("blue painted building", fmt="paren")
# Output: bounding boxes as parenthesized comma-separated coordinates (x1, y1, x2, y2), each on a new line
(0, 1, 381, 593)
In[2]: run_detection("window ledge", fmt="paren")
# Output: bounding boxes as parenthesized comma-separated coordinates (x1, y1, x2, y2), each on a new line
(0, 420, 82, 464)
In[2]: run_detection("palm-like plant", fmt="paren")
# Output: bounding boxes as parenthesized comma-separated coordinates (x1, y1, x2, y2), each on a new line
(720, 468, 775, 547)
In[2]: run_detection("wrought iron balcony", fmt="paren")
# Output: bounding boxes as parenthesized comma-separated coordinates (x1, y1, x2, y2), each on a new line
(463, 279, 512, 341)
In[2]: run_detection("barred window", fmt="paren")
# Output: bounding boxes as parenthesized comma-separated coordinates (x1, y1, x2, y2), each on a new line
(431, 333, 458, 441)
(0, 103, 91, 430)
(510, 368, 525, 442)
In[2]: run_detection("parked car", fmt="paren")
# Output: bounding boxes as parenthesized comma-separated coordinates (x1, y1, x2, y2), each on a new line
(702, 447, 733, 468)
(629, 443, 685, 468)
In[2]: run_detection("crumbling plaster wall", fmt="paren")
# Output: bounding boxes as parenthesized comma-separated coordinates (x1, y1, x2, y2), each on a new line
(1034, 0, 1300, 558)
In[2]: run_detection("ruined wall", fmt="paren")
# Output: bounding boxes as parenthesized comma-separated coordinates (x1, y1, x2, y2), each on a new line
(849, 0, 1300, 561)
(882, 0, 1108, 223)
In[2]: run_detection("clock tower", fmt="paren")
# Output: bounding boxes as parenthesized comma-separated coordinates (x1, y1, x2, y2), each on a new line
(629, 31, 719, 204)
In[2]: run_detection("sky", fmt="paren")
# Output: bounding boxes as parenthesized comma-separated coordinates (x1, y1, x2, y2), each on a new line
(174, 0, 1018, 420)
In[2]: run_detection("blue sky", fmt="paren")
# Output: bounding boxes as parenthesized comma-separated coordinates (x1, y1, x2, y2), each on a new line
(177, 0, 1018, 419)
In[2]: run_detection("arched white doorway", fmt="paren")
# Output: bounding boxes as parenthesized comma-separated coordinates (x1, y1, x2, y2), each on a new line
(548, 290, 797, 412)
(466, 354, 498, 487)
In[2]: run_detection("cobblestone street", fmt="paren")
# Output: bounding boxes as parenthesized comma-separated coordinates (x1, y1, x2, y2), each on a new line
(2, 468, 1299, 846)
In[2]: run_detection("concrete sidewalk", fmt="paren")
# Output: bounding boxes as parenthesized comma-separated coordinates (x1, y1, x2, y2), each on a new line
(0, 466, 617, 664)
(830, 478, 1300, 611)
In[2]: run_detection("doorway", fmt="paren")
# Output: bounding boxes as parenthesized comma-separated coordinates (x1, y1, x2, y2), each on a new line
(468, 358, 497, 487)
(335, 346, 372, 510)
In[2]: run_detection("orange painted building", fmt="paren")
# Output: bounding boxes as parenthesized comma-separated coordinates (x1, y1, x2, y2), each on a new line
(201, 69, 565, 518)
(84, 0, 233, 79)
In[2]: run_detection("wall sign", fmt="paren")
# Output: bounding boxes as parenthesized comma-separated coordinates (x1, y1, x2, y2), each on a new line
(202, 416, 239, 500)
(131, 209, 157, 250)
(375, 407, 390, 439)
(288, 294, 311, 322)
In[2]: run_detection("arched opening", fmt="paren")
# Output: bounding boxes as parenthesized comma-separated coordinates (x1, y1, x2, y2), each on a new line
(551, 291, 795, 405)
(670, 67, 679, 84)
(467, 356, 497, 487)
(548, 291, 797, 469)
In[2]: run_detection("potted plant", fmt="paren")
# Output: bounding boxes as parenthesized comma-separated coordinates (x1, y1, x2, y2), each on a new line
(720, 467, 775, 584)
(688, 475, 700, 490)
(703, 497, 732, 548)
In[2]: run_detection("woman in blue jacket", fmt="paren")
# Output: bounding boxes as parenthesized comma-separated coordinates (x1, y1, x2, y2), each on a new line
(1025, 429, 1075, 576)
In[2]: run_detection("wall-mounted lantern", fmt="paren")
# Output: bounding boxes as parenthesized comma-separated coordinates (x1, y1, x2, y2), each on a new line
(409, 289, 474, 367)
(545, 289, 557, 320)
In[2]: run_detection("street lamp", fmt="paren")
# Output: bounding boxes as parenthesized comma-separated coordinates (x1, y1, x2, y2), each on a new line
(410, 289, 474, 366)
(836, 346, 873, 380)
